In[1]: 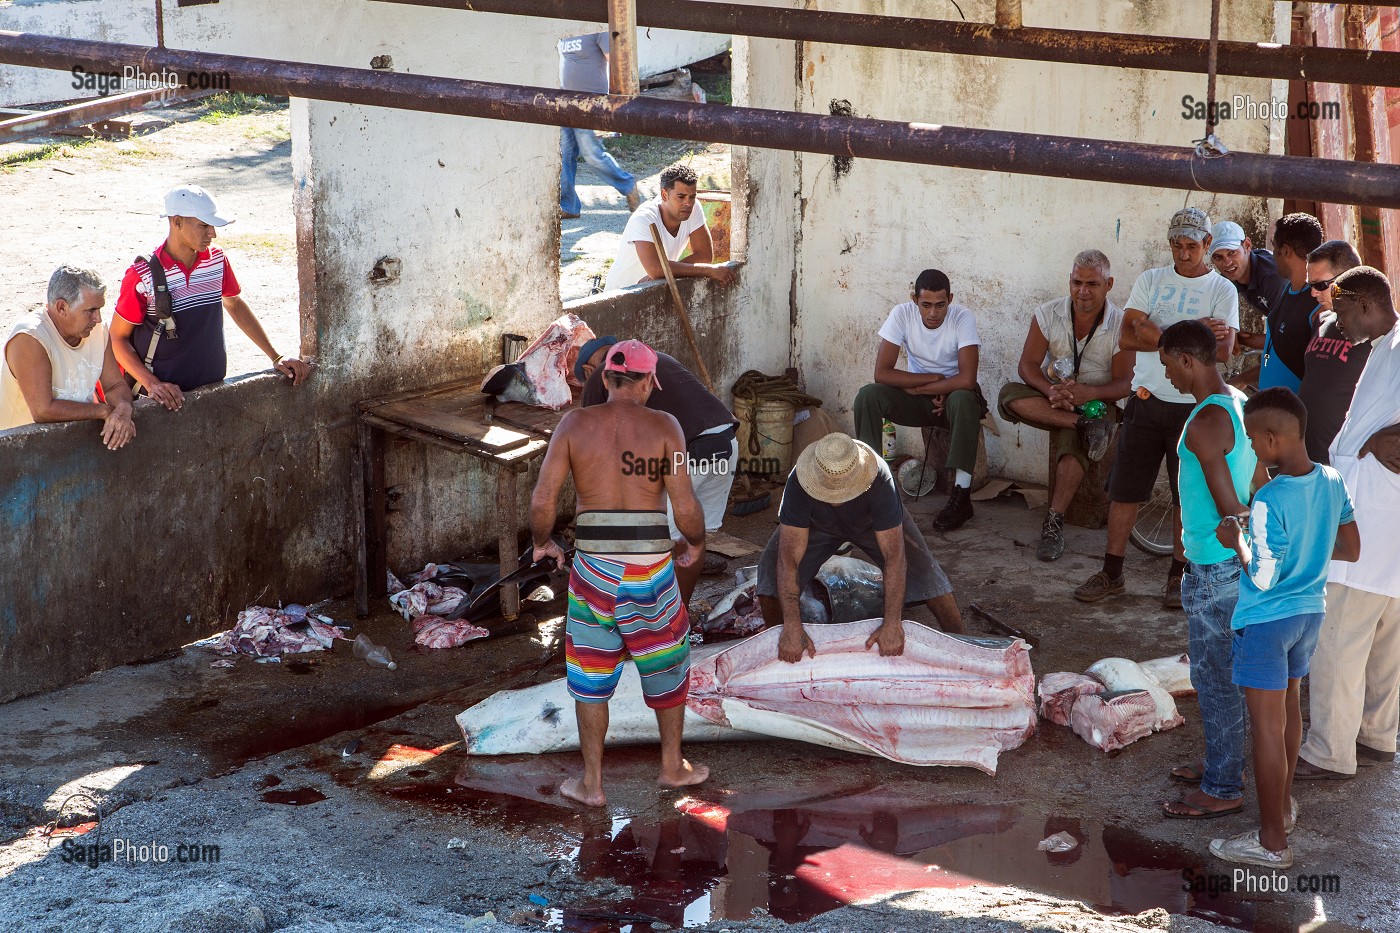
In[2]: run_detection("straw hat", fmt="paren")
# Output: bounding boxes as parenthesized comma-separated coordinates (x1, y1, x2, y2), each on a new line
(795, 433, 880, 505)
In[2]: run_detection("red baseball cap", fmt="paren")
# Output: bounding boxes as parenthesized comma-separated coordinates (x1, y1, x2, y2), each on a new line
(603, 339, 662, 389)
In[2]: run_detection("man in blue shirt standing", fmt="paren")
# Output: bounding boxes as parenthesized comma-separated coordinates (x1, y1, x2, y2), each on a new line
(1156, 321, 1259, 822)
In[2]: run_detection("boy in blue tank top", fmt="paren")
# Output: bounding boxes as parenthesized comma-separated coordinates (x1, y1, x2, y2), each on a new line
(1209, 388, 1359, 869)
(1157, 321, 1259, 824)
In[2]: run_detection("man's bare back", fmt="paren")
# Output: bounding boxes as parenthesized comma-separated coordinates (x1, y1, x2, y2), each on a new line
(557, 399, 687, 513)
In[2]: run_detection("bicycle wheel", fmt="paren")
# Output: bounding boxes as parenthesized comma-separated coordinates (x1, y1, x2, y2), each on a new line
(1129, 463, 1175, 556)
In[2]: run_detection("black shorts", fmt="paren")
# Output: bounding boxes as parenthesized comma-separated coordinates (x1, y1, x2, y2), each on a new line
(1105, 394, 1195, 505)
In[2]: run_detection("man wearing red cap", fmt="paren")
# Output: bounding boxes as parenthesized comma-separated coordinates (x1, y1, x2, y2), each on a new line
(531, 339, 710, 807)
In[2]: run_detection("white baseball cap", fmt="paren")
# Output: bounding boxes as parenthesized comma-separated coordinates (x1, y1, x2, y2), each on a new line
(160, 185, 234, 226)
(1210, 221, 1246, 256)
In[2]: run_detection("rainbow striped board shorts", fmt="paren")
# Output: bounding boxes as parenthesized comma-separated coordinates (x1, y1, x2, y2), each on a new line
(565, 551, 691, 710)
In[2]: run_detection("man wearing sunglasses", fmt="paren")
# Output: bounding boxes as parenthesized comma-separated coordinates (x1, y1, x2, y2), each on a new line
(1296, 241, 1366, 463)
(1296, 266, 1400, 781)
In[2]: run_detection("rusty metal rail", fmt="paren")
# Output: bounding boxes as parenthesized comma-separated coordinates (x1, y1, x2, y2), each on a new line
(0, 85, 213, 144)
(4, 31, 1400, 208)
(371, 0, 1400, 89)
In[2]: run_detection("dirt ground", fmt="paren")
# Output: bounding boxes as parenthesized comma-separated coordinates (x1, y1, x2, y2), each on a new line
(0, 95, 298, 380)
(1, 492, 1394, 933)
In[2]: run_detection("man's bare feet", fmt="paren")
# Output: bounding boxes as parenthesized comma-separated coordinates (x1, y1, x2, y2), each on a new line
(560, 776, 607, 808)
(658, 760, 710, 789)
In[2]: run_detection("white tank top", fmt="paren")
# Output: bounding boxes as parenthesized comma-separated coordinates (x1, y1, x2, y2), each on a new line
(0, 311, 106, 431)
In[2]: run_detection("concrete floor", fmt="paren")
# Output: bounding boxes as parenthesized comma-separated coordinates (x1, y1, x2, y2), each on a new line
(0, 493, 1395, 932)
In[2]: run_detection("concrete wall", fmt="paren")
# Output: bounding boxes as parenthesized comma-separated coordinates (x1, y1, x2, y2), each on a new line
(739, 0, 1285, 481)
(0, 0, 743, 702)
(0, 0, 728, 105)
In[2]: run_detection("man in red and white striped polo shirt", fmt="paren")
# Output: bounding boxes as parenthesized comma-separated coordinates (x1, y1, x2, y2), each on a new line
(111, 185, 310, 410)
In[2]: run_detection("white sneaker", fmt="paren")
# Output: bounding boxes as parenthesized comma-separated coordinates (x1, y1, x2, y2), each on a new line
(1209, 829, 1293, 869)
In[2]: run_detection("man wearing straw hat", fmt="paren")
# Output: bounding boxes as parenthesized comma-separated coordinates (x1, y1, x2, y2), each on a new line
(754, 432, 967, 663)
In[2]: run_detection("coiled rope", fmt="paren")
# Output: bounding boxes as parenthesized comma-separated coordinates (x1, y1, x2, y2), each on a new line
(731, 370, 823, 456)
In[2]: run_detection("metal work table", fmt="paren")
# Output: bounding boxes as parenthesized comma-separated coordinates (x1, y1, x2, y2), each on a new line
(353, 377, 572, 618)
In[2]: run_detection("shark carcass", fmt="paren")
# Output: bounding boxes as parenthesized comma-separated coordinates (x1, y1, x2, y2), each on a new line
(457, 620, 1037, 775)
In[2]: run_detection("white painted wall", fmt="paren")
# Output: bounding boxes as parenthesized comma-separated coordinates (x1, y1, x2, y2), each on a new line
(733, 0, 1286, 484)
(0, 0, 728, 105)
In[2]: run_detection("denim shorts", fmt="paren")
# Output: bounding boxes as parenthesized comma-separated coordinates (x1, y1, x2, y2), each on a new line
(1231, 612, 1325, 691)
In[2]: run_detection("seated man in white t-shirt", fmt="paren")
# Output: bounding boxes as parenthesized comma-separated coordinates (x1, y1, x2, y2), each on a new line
(602, 163, 737, 292)
(853, 268, 986, 532)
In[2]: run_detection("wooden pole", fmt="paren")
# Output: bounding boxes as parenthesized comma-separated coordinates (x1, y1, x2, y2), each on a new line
(649, 224, 715, 393)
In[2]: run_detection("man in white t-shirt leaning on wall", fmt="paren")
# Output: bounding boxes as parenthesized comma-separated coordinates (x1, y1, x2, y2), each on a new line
(603, 163, 737, 292)
(854, 268, 987, 533)
(1073, 207, 1240, 609)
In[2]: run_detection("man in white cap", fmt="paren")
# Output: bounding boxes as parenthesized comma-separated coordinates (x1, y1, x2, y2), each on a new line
(1073, 206, 1238, 609)
(1209, 220, 1286, 322)
(1216, 214, 1323, 393)
(110, 184, 310, 410)
(755, 432, 966, 664)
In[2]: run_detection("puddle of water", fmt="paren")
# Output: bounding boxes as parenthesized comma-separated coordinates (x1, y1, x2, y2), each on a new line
(260, 787, 329, 806)
(344, 753, 1351, 932)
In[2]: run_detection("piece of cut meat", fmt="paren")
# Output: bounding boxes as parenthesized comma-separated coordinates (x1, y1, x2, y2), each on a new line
(1140, 652, 1194, 696)
(412, 615, 490, 649)
(1037, 672, 1104, 727)
(1086, 657, 1184, 731)
(480, 313, 594, 410)
(1070, 691, 1159, 752)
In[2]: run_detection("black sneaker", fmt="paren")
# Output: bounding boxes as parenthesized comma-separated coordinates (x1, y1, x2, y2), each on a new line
(1076, 416, 1114, 462)
(1037, 510, 1066, 561)
(933, 485, 974, 532)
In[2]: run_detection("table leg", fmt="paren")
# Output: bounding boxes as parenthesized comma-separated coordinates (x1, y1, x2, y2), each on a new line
(497, 467, 520, 620)
(360, 421, 388, 603)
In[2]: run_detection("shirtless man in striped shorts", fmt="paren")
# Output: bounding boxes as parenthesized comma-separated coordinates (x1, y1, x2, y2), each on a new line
(530, 339, 710, 807)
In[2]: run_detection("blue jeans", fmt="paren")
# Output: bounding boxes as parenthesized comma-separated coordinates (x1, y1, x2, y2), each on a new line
(1182, 557, 1247, 801)
(560, 127, 636, 215)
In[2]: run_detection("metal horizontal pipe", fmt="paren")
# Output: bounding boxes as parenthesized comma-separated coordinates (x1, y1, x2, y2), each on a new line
(3, 31, 1398, 209)
(372, 0, 1400, 89)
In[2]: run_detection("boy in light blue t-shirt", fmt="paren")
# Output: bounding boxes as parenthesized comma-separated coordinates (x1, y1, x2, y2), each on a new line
(1211, 388, 1360, 871)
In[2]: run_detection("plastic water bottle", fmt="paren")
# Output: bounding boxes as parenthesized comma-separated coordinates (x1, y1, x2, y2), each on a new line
(881, 420, 897, 461)
(353, 634, 397, 670)
(1079, 399, 1107, 419)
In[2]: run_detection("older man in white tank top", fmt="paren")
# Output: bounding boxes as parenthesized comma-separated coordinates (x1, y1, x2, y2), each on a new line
(0, 265, 136, 449)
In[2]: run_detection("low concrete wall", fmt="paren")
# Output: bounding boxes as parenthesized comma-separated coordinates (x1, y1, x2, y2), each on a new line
(0, 276, 739, 703)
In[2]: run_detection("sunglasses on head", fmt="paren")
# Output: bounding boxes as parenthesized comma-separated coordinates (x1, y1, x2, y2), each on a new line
(1331, 283, 1363, 302)
(1307, 277, 1335, 293)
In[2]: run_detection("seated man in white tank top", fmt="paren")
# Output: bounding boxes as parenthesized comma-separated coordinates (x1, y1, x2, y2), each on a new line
(0, 264, 135, 449)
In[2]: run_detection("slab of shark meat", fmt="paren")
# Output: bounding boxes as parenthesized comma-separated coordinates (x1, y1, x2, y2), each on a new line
(459, 621, 1035, 775)
(479, 312, 594, 410)
(1036, 672, 1104, 728)
(686, 621, 1036, 775)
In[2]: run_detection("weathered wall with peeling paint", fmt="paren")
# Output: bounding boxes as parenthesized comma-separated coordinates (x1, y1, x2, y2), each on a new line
(0, 0, 729, 106)
(743, 0, 1285, 481)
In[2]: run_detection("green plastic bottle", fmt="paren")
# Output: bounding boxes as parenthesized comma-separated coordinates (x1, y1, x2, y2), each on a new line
(1079, 399, 1107, 419)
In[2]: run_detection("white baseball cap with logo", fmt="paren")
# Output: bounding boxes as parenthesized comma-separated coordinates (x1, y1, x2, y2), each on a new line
(160, 185, 234, 227)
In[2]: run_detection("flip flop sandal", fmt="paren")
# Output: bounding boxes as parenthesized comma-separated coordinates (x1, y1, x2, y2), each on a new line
(1169, 764, 1204, 785)
(1161, 798, 1244, 820)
